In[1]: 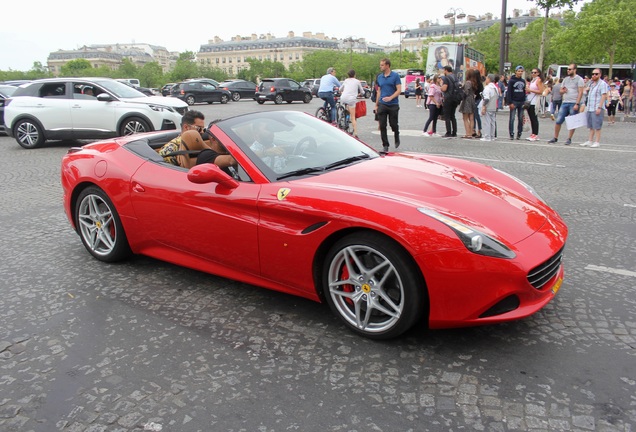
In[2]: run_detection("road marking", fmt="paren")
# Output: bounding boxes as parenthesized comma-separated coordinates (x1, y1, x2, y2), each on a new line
(625, 204, 636, 208)
(585, 265, 636, 278)
(428, 154, 566, 168)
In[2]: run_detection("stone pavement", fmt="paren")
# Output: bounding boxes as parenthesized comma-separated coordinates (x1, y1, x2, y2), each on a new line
(0, 99, 634, 431)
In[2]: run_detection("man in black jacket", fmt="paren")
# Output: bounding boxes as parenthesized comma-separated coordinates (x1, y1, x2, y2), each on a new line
(506, 65, 527, 140)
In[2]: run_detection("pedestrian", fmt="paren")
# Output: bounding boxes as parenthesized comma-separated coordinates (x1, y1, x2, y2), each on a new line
(547, 63, 585, 145)
(440, 65, 459, 137)
(621, 79, 633, 116)
(551, 78, 562, 121)
(480, 73, 499, 142)
(525, 67, 545, 141)
(375, 58, 401, 152)
(497, 75, 507, 110)
(459, 69, 477, 139)
(473, 70, 484, 138)
(423, 74, 443, 137)
(607, 81, 621, 124)
(415, 78, 423, 107)
(581, 68, 609, 148)
(506, 65, 527, 140)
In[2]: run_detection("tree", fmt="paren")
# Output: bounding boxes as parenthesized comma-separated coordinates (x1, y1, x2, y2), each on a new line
(138, 62, 164, 88)
(530, 0, 581, 71)
(553, 0, 636, 77)
(60, 59, 93, 76)
(169, 51, 200, 82)
(508, 18, 563, 72)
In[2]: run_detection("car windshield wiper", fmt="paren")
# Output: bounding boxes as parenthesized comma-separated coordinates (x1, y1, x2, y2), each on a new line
(322, 153, 371, 170)
(276, 166, 325, 180)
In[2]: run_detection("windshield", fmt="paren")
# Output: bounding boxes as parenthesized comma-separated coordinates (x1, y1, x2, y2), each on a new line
(218, 111, 379, 181)
(0, 85, 17, 97)
(93, 79, 147, 98)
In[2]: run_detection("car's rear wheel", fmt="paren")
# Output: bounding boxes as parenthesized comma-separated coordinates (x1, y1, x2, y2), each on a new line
(274, 94, 283, 104)
(14, 119, 45, 149)
(220, 94, 229, 104)
(120, 117, 150, 136)
(303, 93, 312, 104)
(75, 186, 131, 262)
(185, 95, 196, 105)
(323, 232, 425, 339)
(257, 100, 265, 105)
(231, 92, 241, 102)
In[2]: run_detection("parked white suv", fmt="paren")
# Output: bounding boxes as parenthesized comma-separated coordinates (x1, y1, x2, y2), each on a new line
(5, 78, 188, 149)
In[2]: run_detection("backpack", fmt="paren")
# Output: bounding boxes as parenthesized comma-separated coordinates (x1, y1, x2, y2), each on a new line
(449, 74, 466, 103)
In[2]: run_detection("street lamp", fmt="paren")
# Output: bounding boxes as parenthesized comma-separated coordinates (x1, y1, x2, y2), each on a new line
(504, 21, 513, 72)
(443, 8, 466, 41)
(343, 36, 359, 69)
(391, 25, 409, 67)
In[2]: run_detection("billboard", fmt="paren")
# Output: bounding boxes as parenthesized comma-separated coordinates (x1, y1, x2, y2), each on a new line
(426, 42, 485, 82)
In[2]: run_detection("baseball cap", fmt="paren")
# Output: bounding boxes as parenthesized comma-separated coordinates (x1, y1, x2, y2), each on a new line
(515, 65, 524, 71)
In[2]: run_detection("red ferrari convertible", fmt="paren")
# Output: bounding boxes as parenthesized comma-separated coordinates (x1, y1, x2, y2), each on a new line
(61, 111, 568, 339)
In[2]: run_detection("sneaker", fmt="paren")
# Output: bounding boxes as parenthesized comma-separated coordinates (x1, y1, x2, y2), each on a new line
(516, 135, 521, 140)
(565, 138, 572, 145)
(443, 133, 453, 138)
(479, 137, 492, 142)
(382, 146, 389, 152)
(580, 141, 591, 147)
(551, 114, 555, 121)
(530, 135, 540, 142)
(548, 137, 558, 144)
(510, 135, 514, 140)
(422, 131, 430, 136)
(525, 134, 536, 141)
(590, 142, 600, 148)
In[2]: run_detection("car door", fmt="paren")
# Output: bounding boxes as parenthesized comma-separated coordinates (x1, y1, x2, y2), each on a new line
(24, 82, 73, 133)
(289, 80, 302, 101)
(129, 161, 261, 275)
(70, 82, 117, 138)
(200, 82, 218, 102)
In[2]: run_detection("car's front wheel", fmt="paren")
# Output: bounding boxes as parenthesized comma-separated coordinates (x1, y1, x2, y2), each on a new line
(323, 232, 426, 339)
(75, 186, 131, 262)
(257, 100, 265, 104)
(185, 95, 196, 105)
(220, 94, 229, 104)
(231, 92, 241, 102)
(14, 119, 45, 149)
(120, 117, 150, 136)
(303, 93, 312, 104)
(274, 94, 283, 104)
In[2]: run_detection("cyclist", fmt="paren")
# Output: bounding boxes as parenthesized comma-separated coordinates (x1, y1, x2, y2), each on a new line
(317, 67, 341, 124)
(339, 69, 365, 137)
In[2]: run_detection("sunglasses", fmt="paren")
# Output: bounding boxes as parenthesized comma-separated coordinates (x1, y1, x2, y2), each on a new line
(532, 71, 539, 74)
(592, 73, 600, 76)
(567, 68, 574, 71)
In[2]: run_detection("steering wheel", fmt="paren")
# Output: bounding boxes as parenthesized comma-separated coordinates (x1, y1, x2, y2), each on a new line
(293, 136, 317, 156)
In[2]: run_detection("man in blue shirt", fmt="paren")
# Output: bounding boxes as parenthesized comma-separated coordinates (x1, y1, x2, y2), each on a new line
(375, 58, 401, 152)
(317, 67, 342, 123)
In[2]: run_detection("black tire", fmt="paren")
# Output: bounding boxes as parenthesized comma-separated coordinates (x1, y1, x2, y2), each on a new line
(75, 186, 131, 263)
(220, 94, 229, 104)
(231, 92, 241, 102)
(274, 94, 284, 104)
(322, 232, 425, 339)
(257, 100, 265, 105)
(286, 100, 293, 104)
(14, 118, 45, 149)
(364, 90, 371, 99)
(337, 105, 349, 132)
(185, 95, 196, 105)
(120, 117, 151, 136)
(315, 107, 329, 122)
(303, 93, 312, 103)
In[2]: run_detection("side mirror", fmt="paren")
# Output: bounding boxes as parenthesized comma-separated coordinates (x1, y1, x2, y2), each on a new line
(187, 163, 238, 189)
(96, 93, 114, 102)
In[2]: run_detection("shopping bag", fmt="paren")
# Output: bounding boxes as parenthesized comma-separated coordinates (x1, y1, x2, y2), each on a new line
(564, 112, 587, 130)
(355, 100, 367, 118)
(523, 114, 531, 132)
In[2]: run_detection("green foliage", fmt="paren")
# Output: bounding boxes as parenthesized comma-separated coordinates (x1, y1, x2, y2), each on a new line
(508, 18, 563, 70)
(469, 24, 503, 73)
(60, 59, 93, 76)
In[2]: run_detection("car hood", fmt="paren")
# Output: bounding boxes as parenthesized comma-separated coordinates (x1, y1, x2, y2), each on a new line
(120, 95, 188, 108)
(299, 153, 552, 245)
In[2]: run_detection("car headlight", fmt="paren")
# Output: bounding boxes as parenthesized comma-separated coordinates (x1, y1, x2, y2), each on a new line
(493, 168, 545, 203)
(417, 208, 516, 259)
(148, 104, 173, 113)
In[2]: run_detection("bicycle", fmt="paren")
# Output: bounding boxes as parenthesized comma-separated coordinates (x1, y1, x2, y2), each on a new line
(315, 91, 353, 135)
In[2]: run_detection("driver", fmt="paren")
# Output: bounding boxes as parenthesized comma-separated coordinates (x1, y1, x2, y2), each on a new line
(250, 120, 286, 171)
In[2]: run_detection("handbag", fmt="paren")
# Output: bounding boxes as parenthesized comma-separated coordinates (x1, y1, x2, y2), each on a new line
(355, 100, 367, 118)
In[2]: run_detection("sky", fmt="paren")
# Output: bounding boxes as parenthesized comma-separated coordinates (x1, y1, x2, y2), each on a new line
(0, 0, 586, 72)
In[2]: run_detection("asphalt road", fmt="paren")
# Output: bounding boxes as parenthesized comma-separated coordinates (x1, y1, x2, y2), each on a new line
(0, 96, 635, 432)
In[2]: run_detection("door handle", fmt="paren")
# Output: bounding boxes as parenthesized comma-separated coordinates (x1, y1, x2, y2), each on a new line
(132, 182, 145, 193)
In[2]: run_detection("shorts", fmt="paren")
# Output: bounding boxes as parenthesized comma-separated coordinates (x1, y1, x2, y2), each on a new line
(555, 102, 578, 125)
(586, 110, 604, 130)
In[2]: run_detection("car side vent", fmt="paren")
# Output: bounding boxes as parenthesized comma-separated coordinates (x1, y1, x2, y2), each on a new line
(301, 222, 327, 234)
(527, 246, 565, 289)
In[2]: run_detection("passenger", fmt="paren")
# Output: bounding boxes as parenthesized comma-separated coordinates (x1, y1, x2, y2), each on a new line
(83, 87, 94, 96)
(250, 119, 286, 171)
(159, 110, 236, 172)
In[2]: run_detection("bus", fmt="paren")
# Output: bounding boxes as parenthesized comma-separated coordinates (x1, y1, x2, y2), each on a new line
(392, 69, 425, 94)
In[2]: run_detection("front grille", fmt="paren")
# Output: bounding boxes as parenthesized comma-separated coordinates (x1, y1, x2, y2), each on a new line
(527, 246, 565, 289)
(175, 106, 188, 116)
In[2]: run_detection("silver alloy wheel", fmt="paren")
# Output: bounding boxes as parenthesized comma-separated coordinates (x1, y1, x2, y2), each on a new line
(78, 193, 117, 257)
(231, 92, 240, 101)
(15, 120, 43, 148)
(122, 118, 149, 135)
(327, 244, 404, 333)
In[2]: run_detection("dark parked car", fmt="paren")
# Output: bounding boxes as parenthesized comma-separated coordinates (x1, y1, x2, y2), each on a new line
(161, 83, 175, 96)
(0, 84, 17, 133)
(302, 78, 321, 96)
(404, 81, 416, 98)
(217, 80, 258, 101)
(255, 78, 312, 104)
(170, 80, 231, 105)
